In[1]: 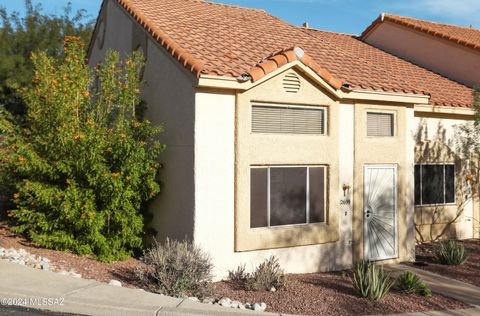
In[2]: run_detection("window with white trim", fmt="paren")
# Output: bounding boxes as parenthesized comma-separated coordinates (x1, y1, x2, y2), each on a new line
(251, 105, 326, 135)
(250, 166, 327, 228)
(414, 164, 455, 206)
(367, 112, 394, 137)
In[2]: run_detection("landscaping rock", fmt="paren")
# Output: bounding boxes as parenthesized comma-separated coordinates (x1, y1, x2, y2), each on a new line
(187, 297, 199, 302)
(269, 286, 276, 292)
(231, 300, 242, 309)
(202, 297, 215, 304)
(218, 297, 232, 308)
(253, 302, 267, 312)
(0, 246, 54, 272)
(108, 280, 122, 287)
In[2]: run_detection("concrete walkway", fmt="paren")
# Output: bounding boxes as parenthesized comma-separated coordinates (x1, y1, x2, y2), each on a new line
(0, 261, 283, 316)
(386, 264, 480, 307)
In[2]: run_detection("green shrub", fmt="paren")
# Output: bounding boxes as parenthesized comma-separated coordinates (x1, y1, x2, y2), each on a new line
(0, 38, 163, 262)
(135, 238, 214, 298)
(435, 240, 469, 265)
(351, 260, 394, 301)
(394, 271, 431, 296)
(246, 256, 286, 291)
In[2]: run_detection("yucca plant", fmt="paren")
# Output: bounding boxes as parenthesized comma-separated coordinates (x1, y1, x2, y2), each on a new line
(351, 260, 394, 301)
(394, 271, 431, 296)
(435, 240, 469, 265)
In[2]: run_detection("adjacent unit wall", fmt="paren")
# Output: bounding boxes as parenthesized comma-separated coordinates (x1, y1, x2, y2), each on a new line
(413, 113, 476, 241)
(364, 21, 480, 87)
(88, 0, 198, 241)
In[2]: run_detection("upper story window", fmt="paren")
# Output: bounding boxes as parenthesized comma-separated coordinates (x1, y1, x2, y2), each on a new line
(252, 105, 326, 135)
(415, 164, 455, 206)
(367, 112, 394, 137)
(250, 166, 327, 228)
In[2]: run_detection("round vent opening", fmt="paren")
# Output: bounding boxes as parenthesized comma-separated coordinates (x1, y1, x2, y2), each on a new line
(283, 72, 301, 93)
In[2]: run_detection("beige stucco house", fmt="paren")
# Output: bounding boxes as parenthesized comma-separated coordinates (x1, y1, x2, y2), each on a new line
(88, 0, 479, 278)
(362, 13, 480, 88)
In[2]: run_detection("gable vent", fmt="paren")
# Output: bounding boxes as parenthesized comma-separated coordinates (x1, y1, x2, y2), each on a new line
(252, 105, 325, 135)
(282, 72, 301, 93)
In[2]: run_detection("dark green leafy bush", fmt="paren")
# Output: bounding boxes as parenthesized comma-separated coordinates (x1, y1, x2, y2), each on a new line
(435, 240, 468, 265)
(0, 38, 163, 262)
(135, 238, 214, 298)
(394, 271, 431, 296)
(351, 260, 393, 301)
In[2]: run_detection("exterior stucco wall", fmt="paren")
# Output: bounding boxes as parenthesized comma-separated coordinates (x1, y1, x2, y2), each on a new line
(352, 102, 415, 264)
(88, 0, 197, 241)
(194, 68, 354, 279)
(364, 22, 480, 87)
(414, 114, 476, 241)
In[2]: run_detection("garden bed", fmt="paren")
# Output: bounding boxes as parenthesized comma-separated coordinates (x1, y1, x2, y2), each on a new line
(214, 272, 467, 316)
(412, 239, 480, 287)
(0, 221, 143, 288)
(0, 222, 471, 315)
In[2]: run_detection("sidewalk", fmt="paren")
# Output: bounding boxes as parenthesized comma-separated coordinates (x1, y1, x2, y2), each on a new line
(0, 261, 284, 316)
(385, 264, 480, 307)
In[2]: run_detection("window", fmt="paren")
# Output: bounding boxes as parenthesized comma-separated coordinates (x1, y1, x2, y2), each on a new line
(252, 105, 326, 135)
(415, 164, 455, 206)
(367, 112, 394, 137)
(250, 166, 327, 228)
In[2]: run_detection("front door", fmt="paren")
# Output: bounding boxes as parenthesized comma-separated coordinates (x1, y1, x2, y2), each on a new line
(364, 165, 398, 261)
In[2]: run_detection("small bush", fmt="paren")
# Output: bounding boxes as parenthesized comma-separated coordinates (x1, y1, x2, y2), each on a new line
(246, 256, 286, 291)
(228, 256, 286, 291)
(351, 260, 394, 301)
(228, 264, 248, 289)
(135, 238, 213, 298)
(394, 271, 431, 296)
(435, 239, 469, 265)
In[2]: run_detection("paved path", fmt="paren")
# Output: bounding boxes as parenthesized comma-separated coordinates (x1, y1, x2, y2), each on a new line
(0, 261, 283, 316)
(386, 264, 480, 307)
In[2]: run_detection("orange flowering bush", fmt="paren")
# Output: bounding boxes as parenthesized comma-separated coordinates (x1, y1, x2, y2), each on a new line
(0, 38, 163, 262)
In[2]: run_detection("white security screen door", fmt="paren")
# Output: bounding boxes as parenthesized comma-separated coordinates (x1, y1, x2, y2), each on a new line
(364, 165, 398, 261)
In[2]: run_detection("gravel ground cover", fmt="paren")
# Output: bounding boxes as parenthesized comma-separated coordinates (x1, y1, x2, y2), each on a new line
(412, 239, 480, 287)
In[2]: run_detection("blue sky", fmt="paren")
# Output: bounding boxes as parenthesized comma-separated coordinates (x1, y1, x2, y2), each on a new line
(1, 0, 479, 35)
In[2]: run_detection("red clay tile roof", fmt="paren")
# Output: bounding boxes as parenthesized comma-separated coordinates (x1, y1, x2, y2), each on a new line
(362, 13, 480, 52)
(108, 0, 473, 108)
(247, 47, 343, 89)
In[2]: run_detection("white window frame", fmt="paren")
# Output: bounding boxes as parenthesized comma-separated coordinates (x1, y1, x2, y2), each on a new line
(251, 103, 328, 136)
(366, 111, 396, 137)
(415, 163, 456, 206)
(250, 165, 328, 228)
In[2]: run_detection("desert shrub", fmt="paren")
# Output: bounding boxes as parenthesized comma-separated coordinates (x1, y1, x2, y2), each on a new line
(227, 264, 248, 289)
(351, 260, 394, 301)
(394, 271, 431, 296)
(435, 239, 469, 265)
(228, 256, 286, 291)
(247, 256, 286, 291)
(135, 238, 214, 298)
(0, 38, 163, 262)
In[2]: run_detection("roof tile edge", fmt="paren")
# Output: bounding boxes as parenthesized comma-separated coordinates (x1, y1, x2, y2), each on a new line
(361, 13, 480, 52)
(116, 0, 206, 76)
(246, 47, 343, 90)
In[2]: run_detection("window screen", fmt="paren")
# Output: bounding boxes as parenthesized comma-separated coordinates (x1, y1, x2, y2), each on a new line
(252, 105, 325, 134)
(367, 112, 394, 137)
(250, 166, 327, 228)
(414, 164, 455, 206)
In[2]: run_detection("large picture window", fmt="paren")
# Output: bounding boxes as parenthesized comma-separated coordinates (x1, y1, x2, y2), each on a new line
(414, 164, 455, 206)
(250, 166, 327, 228)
